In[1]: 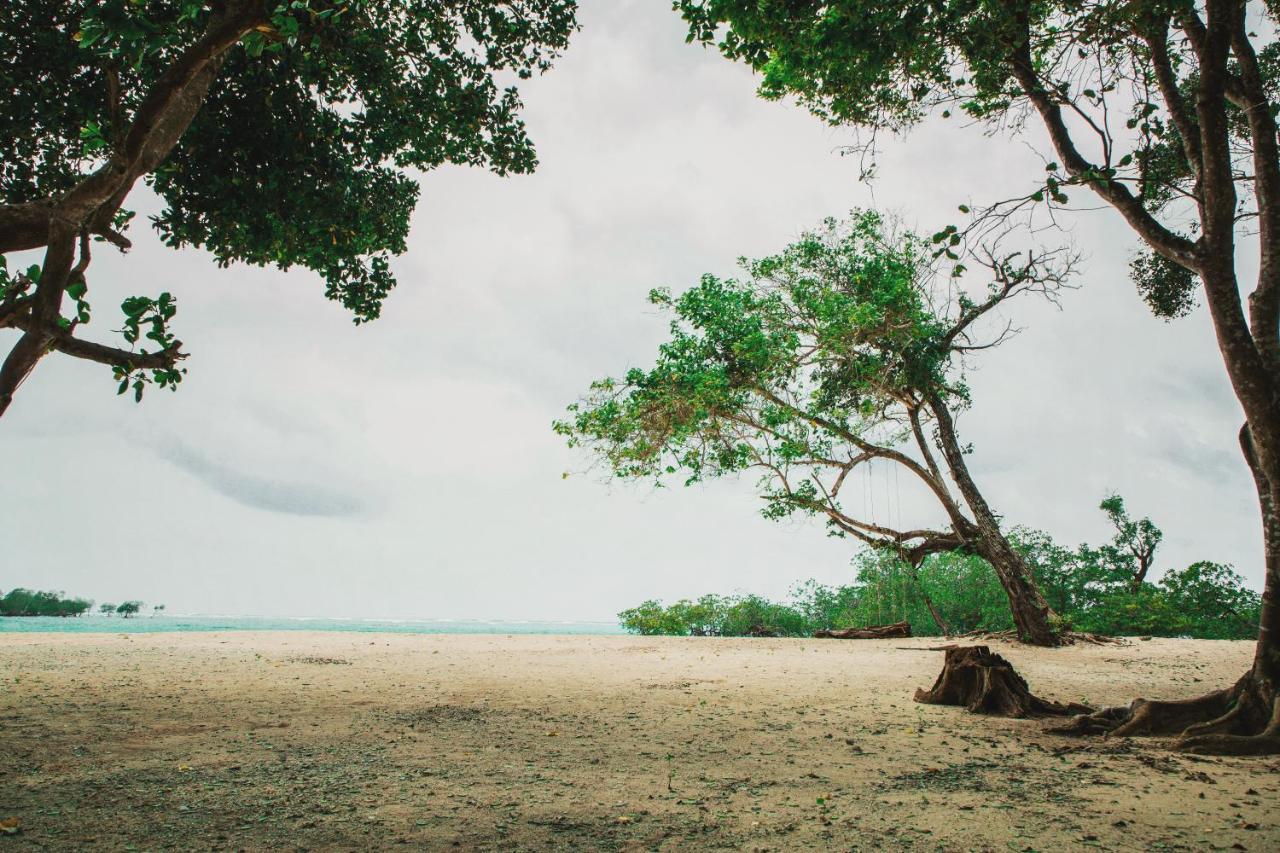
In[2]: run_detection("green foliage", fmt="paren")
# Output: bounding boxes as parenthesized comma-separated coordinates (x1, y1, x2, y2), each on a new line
(841, 548, 1015, 635)
(672, 1, 1240, 318)
(619, 589, 837, 638)
(1158, 561, 1262, 639)
(558, 211, 973, 528)
(620, 532, 1260, 640)
(0, 588, 94, 617)
(1, 1, 577, 397)
(115, 600, 144, 617)
(1130, 251, 1198, 320)
(114, 292, 185, 401)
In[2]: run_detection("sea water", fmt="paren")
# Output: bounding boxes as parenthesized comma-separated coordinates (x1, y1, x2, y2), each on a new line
(0, 614, 627, 635)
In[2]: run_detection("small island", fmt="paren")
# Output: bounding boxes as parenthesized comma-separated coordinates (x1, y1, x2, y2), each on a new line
(1, 589, 155, 619)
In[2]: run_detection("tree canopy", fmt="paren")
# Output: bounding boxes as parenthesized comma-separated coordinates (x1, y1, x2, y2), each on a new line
(558, 210, 1071, 643)
(0, 588, 94, 617)
(0, 0, 577, 412)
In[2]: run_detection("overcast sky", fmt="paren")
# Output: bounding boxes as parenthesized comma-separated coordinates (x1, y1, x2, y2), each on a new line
(2, 1, 1260, 620)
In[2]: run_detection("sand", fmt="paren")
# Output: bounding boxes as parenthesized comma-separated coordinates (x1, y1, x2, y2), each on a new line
(1, 631, 1276, 850)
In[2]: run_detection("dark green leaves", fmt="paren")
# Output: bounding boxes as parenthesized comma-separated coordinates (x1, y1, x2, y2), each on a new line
(676, 0, 1020, 129)
(557, 211, 957, 500)
(2, 0, 578, 327)
(113, 291, 184, 402)
(1130, 249, 1197, 319)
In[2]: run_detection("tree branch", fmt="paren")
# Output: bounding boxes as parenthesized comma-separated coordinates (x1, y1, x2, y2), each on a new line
(1227, 6, 1280, 375)
(1008, 17, 1201, 271)
(0, 0, 266, 254)
(50, 333, 186, 372)
(1144, 22, 1203, 182)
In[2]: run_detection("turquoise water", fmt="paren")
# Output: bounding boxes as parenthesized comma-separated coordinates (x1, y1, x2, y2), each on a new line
(0, 614, 627, 635)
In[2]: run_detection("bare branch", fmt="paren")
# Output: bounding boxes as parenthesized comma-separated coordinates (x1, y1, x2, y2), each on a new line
(1008, 14, 1201, 271)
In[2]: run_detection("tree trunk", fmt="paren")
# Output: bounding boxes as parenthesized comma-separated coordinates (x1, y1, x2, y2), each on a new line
(1244, 425, 1280, 692)
(914, 645, 1091, 717)
(1055, 424, 1280, 754)
(925, 394, 1060, 645)
(904, 561, 950, 635)
(918, 584, 950, 636)
(976, 531, 1060, 647)
(814, 620, 911, 639)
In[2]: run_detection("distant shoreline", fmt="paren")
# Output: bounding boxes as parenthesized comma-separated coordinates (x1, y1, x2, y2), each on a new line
(0, 613, 627, 636)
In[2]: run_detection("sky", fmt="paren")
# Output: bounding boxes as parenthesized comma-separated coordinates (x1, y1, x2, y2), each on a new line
(1, 1, 1260, 620)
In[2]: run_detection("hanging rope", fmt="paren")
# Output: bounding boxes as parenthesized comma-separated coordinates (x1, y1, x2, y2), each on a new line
(894, 461, 901, 532)
(868, 457, 876, 526)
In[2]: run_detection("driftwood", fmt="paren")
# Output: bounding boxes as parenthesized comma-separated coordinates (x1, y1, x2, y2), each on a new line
(913, 645, 1094, 718)
(957, 629, 1128, 646)
(814, 620, 911, 640)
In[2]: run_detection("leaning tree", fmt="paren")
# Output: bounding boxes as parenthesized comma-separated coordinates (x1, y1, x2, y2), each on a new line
(0, 0, 577, 416)
(675, 0, 1278, 753)
(557, 211, 1073, 645)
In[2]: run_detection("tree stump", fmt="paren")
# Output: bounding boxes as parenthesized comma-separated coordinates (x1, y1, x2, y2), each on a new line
(913, 645, 1093, 718)
(813, 620, 911, 639)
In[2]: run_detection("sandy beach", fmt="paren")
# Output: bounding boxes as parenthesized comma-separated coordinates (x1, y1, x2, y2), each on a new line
(1, 632, 1276, 850)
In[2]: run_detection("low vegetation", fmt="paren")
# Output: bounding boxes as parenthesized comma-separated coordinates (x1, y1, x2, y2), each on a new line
(620, 499, 1261, 640)
(0, 588, 93, 617)
(1, 590, 153, 618)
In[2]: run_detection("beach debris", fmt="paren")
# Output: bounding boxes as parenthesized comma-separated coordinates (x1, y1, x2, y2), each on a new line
(0, 817, 20, 835)
(814, 620, 911, 640)
(957, 629, 1127, 646)
(287, 656, 352, 666)
(913, 645, 1094, 718)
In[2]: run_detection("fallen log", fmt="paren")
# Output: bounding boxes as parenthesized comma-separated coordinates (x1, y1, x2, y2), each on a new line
(957, 628, 1127, 646)
(813, 620, 911, 640)
(913, 645, 1094, 718)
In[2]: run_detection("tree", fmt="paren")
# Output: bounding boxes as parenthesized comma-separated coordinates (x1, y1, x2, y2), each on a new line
(0, 0, 578, 416)
(1094, 494, 1164, 592)
(558, 211, 1071, 645)
(676, 0, 1280, 753)
(99, 602, 116, 615)
(115, 600, 143, 617)
(0, 588, 92, 616)
(1161, 560, 1261, 638)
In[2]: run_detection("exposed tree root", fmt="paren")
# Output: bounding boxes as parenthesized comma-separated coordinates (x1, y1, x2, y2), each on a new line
(913, 645, 1093, 718)
(957, 629, 1127, 646)
(1049, 672, 1280, 755)
(814, 620, 911, 639)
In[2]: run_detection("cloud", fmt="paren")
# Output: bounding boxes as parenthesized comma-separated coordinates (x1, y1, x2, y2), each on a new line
(154, 438, 367, 518)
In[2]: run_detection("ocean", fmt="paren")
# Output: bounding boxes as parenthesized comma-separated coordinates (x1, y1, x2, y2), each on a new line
(0, 614, 628, 635)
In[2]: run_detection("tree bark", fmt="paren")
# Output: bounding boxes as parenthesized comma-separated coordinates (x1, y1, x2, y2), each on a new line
(976, 535, 1059, 647)
(914, 645, 1091, 717)
(814, 620, 912, 639)
(999, 2, 1280, 749)
(927, 394, 1060, 646)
